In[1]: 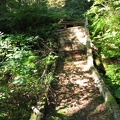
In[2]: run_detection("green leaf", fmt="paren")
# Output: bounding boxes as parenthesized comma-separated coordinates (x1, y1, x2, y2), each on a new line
(13, 80, 20, 84)
(115, 88, 120, 99)
(28, 56, 38, 62)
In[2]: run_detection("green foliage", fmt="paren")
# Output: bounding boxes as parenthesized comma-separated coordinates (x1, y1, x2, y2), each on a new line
(106, 65, 120, 85)
(10, 3, 61, 34)
(59, 0, 92, 21)
(0, 0, 92, 119)
(0, 34, 57, 119)
(115, 87, 120, 99)
(0, 1, 62, 35)
(0, 0, 92, 34)
(87, 0, 120, 99)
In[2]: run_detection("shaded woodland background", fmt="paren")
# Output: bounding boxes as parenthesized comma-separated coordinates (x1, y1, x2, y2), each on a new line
(0, 0, 120, 119)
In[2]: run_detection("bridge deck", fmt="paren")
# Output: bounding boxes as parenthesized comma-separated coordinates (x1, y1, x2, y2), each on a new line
(44, 26, 112, 120)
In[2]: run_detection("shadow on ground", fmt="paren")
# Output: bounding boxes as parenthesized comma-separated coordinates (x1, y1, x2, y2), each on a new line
(43, 53, 113, 120)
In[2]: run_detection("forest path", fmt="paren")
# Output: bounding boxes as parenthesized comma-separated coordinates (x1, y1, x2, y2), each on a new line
(43, 26, 111, 120)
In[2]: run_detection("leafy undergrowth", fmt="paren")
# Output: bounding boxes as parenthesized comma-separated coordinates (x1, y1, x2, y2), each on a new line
(0, 34, 58, 120)
(87, 0, 120, 104)
(0, 0, 94, 119)
(0, 1, 60, 119)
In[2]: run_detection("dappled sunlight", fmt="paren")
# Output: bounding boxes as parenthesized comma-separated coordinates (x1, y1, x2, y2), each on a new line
(46, 55, 104, 118)
(72, 26, 87, 45)
(59, 26, 87, 52)
(44, 12, 109, 119)
(47, 0, 66, 7)
(74, 79, 89, 87)
(1, 0, 114, 119)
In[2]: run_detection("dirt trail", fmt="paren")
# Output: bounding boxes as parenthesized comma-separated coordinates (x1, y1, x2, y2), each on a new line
(43, 26, 112, 120)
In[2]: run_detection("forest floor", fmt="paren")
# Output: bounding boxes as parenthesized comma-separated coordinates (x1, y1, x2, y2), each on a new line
(43, 26, 113, 120)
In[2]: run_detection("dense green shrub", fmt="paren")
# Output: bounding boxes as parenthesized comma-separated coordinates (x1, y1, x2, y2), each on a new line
(0, 34, 57, 119)
(87, 0, 120, 99)
(10, 3, 61, 33)
(0, 0, 92, 34)
(0, 1, 62, 35)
